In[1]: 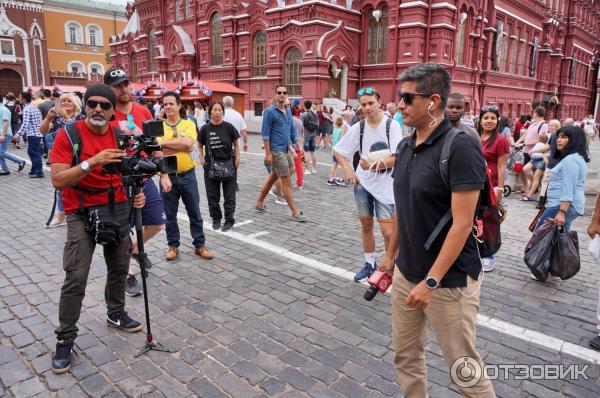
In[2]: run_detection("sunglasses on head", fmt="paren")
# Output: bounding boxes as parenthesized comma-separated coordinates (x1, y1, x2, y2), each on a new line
(397, 91, 431, 105)
(276, 90, 287, 95)
(357, 87, 375, 96)
(86, 99, 112, 111)
(481, 105, 499, 112)
(126, 114, 135, 130)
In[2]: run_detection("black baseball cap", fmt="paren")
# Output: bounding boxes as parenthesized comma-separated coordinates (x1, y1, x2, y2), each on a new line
(104, 67, 129, 86)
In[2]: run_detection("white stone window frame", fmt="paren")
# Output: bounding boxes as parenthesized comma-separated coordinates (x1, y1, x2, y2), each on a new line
(87, 62, 104, 75)
(0, 38, 16, 61)
(86, 24, 103, 47)
(68, 60, 86, 74)
(65, 21, 84, 45)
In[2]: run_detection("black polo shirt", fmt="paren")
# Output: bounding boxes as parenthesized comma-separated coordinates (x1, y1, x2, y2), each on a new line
(392, 119, 486, 288)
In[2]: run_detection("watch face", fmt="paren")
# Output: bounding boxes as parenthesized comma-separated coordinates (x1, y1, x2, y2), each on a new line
(426, 277, 438, 288)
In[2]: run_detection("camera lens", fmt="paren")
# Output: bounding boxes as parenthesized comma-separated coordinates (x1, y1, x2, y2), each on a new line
(364, 285, 378, 301)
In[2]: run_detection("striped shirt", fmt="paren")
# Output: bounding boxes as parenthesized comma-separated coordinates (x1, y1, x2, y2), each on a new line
(18, 104, 42, 137)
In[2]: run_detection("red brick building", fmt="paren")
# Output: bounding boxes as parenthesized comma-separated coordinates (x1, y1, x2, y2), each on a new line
(110, 0, 600, 121)
(0, 0, 49, 96)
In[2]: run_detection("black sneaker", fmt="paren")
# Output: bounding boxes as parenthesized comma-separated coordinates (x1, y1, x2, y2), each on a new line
(52, 341, 75, 374)
(131, 252, 152, 269)
(590, 335, 600, 351)
(106, 310, 142, 333)
(221, 221, 234, 232)
(0, 171, 9, 176)
(125, 274, 143, 297)
(18, 161, 26, 172)
(212, 219, 221, 230)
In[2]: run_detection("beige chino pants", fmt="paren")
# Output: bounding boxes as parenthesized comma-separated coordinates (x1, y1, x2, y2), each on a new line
(391, 271, 496, 398)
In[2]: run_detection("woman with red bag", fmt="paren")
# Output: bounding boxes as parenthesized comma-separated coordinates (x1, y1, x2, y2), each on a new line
(477, 105, 510, 272)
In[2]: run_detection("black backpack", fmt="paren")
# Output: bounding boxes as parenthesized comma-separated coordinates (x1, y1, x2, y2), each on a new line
(5, 103, 20, 124)
(397, 127, 502, 258)
(302, 111, 319, 132)
(352, 118, 392, 170)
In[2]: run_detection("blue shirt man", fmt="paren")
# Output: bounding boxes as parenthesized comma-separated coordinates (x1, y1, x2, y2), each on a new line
(254, 85, 305, 222)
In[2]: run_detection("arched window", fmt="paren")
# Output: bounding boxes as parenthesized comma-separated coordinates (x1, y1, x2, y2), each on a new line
(148, 29, 158, 72)
(252, 31, 267, 76)
(284, 47, 302, 96)
(367, 7, 388, 64)
(455, 11, 468, 66)
(130, 52, 137, 81)
(88, 62, 104, 75)
(86, 25, 103, 47)
(211, 13, 223, 65)
(65, 22, 83, 44)
(67, 61, 85, 74)
(175, 0, 180, 21)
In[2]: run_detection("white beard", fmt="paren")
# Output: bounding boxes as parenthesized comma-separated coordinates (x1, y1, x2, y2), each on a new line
(89, 117, 107, 127)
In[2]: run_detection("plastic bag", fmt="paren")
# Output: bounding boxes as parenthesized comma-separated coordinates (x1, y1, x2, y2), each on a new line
(549, 229, 580, 280)
(524, 219, 555, 281)
(588, 235, 600, 261)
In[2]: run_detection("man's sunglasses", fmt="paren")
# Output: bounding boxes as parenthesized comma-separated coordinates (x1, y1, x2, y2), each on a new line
(276, 90, 287, 95)
(127, 114, 135, 130)
(358, 87, 375, 96)
(481, 105, 499, 112)
(86, 99, 113, 111)
(397, 91, 431, 105)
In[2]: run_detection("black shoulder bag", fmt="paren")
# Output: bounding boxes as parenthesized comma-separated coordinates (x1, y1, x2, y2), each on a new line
(206, 128, 235, 181)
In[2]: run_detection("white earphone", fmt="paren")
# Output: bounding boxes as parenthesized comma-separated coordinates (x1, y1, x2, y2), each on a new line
(428, 102, 434, 111)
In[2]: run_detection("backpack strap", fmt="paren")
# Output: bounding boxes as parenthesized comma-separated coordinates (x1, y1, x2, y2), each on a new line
(64, 123, 83, 166)
(385, 117, 392, 147)
(424, 127, 464, 251)
(359, 119, 365, 155)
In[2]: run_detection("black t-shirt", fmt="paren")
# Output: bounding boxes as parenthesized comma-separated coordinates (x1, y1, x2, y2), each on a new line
(198, 121, 240, 162)
(392, 119, 486, 288)
(547, 132, 559, 169)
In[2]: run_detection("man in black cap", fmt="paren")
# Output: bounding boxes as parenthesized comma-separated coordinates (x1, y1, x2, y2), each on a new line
(105, 67, 168, 297)
(49, 83, 146, 374)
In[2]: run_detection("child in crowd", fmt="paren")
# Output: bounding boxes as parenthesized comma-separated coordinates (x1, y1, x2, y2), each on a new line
(521, 134, 549, 201)
(328, 117, 348, 186)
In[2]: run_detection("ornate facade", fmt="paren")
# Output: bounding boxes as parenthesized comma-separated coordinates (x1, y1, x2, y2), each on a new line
(0, 0, 48, 95)
(110, 0, 600, 120)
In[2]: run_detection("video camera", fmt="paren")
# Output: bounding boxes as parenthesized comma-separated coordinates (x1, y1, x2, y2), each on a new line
(104, 120, 177, 176)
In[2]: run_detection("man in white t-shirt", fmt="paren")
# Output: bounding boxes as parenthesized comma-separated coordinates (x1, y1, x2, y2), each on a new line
(153, 100, 161, 119)
(223, 96, 248, 152)
(334, 87, 402, 282)
(583, 114, 597, 144)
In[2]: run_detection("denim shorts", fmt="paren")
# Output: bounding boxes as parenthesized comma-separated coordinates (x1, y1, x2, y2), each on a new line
(353, 183, 394, 222)
(303, 135, 316, 152)
(531, 159, 545, 171)
(141, 179, 166, 226)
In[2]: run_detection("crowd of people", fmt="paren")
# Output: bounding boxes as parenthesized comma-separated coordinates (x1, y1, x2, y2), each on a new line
(1, 63, 600, 396)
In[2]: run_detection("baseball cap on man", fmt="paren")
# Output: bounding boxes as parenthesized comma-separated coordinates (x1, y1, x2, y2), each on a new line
(104, 67, 129, 86)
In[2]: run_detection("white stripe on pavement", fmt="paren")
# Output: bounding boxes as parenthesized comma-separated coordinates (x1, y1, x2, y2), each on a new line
(175, 213, 600, 365)
(247, 231, 270, 238)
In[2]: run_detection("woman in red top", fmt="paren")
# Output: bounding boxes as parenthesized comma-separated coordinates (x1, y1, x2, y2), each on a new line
(478, 105, 509, 272)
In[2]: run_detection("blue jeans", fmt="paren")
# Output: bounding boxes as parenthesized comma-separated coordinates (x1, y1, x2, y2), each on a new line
(535, 205, 578, 232)
(160, 170, 206, 248)
(27, 136, 43, 176)
(0, 135, 22, 172)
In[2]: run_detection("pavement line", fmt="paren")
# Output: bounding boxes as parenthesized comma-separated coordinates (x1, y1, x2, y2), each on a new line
(247, 231, 270, 238)
(15, 156, 52, 173)
(178, 214, 600, 365)
(241, 151, 333, 168)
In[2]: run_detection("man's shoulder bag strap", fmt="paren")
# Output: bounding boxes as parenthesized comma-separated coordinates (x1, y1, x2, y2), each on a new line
(424, 127, 464, 251)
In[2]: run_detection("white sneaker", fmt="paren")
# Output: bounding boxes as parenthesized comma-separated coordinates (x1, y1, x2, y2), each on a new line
(46, 216, 67, 228)
(482, 257, 496, 272)
(311, 168, 317, 174)
(304, 169, 312, 175)
(268, 190, 277, 198)
(275, 197, 288, 205)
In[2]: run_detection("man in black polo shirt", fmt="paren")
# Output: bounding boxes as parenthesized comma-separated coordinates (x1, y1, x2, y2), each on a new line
(379, 63, 495, 397)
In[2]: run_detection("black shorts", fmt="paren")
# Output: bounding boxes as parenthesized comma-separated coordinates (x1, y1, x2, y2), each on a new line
(142, 179, 166, 226)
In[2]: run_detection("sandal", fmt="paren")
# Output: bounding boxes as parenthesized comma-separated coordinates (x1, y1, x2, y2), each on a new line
(520, 196, 533, 202)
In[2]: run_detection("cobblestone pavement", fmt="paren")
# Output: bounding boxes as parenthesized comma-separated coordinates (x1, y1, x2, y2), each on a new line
(1, 136, 600, 397)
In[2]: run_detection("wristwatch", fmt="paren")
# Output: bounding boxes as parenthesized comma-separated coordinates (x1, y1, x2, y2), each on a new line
(80, 160, 90, 172)
(425, 275, 440, 290)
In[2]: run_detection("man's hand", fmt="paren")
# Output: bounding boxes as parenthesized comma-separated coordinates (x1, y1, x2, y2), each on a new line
(160, 174, 172, 193)
(405, 281, 433, 310)
(133, 192, 145, 209)
(47, 107, 57, 119)
(587, 218, 600, 238)
(494, 187, 503, 202)
(291, 149, 298, 160)
(243, 143, 248, 152)
(0, 135, 5, 143)
(359, 158, 372, 171)
(378, 255, 395, 276)
(234, 156, 240, 169)
(345, 170, 359, 185)
(555, 210, 566, 227)
(89, 149, 125, 167)
(265, 153, 273, 166)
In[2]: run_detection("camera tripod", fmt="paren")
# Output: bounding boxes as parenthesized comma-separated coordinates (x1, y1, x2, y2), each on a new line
(127, 181, 171, 358)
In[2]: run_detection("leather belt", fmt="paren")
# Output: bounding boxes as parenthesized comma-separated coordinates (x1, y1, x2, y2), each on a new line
(176, 168, 195, 177)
